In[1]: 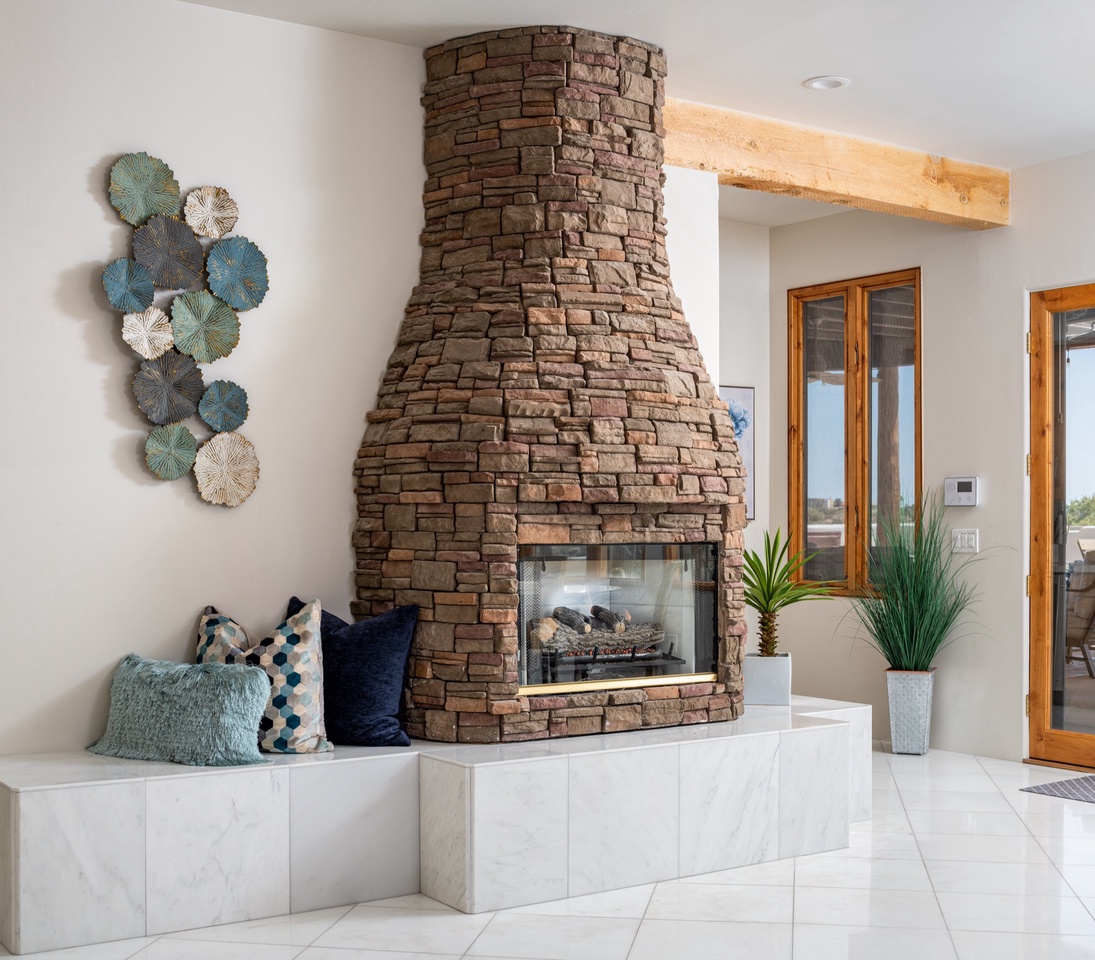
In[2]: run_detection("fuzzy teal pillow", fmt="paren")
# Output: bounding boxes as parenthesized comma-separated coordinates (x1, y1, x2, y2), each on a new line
(89, 654, 270, 767)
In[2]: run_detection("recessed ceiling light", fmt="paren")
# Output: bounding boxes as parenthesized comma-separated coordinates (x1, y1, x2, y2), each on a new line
(803, 75, 851, 91)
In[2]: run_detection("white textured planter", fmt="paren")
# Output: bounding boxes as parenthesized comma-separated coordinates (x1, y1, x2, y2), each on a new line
(886, 669, 935, 754)
(743, 652, 792, 705)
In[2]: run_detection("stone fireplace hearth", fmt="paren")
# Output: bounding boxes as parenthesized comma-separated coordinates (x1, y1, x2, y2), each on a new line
(353, 25, 747, 742)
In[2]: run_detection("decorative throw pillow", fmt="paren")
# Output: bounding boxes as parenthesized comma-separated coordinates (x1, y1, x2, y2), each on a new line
(286, 597, 418, 747)
(197, 600, 332, 753)
(89, 654, 270, 766)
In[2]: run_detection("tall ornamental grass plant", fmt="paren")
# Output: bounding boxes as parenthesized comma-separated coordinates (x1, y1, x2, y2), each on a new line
(850, 491, 978, 672)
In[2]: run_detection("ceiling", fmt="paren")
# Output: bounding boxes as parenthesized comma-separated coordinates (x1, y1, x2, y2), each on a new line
(180, 0, 1095, 226)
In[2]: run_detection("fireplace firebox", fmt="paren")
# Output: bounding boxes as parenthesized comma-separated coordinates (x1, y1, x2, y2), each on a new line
(518, 543, 717, 689)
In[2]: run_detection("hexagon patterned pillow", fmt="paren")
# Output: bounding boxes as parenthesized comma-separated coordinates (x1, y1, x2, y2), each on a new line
(196, 600, 331, 753)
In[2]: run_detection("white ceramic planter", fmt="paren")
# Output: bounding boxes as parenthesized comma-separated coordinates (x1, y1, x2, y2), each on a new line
(742, 652, 792, 705)
(886, 668, 935, 754)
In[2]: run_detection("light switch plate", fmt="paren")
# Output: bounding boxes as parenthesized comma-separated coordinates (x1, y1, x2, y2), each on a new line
(952, 529, 979, 553)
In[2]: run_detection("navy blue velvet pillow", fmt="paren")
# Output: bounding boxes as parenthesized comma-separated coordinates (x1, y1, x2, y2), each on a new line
(287, 597, 418, 747)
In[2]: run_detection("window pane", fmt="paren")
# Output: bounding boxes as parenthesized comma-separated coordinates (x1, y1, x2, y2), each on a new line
(868, 283, 916, 573)
(803, 295, 846, 581)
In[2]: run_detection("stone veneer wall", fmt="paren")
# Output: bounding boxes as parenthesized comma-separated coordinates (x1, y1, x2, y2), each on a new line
(353, 26, 748, 743)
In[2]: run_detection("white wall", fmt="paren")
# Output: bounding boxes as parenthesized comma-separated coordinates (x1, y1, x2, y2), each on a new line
(0, 0, 423, 753)
(664, 167, 721, 386)
(718, 219, 771, 649)
(767, 150, 1095, 759)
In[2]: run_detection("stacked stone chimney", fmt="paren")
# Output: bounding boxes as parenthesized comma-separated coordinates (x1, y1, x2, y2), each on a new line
(353, 26, 748, 742)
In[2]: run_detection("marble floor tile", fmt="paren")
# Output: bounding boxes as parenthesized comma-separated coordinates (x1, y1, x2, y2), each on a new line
(131, 941, 303, 960)
(936, 891, 1095, 935)
(924, 860, 1072, 896)
(0, 938, 156, 959)
(793, 886, 946, 928)
(897, 789, 1017, 813)
(863, 806, 913, 832)
(803, 828, 921, 860)
(627, 918, 792, 960)
(500, 884, 654, 919)
(676, 858, 795, 886)
(950, 931, 1095, 960)
(888, 771, 1001, 793)
(793, 855, 932, 891)
(311, 904, 493, 954)
(885, 749, 985, 772)
(1020, 811, 1095, 838)
(1005, 792, 1095, 816)
(915, 833, 1052, 864)
(1036, 836, 1095, 865)
(644, 882, 793, 923)
(906, 809, 1030, 836)
(162, 906, 352, 946)
(298, 951, 459, 960)
(359, 894, 455, 911)
(463, 913, 640, 960)
(1058, 864, 1095, 896)
(791, 923, 958, 960)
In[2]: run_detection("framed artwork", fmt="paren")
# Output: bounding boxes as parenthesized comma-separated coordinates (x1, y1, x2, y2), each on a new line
(719, 385, 755, 520)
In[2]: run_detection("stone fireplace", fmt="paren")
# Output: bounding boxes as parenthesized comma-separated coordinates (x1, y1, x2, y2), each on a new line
(353, 25, 747, 742)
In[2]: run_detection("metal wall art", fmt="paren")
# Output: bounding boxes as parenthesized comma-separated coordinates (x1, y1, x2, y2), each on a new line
(102, 151, 268, 506)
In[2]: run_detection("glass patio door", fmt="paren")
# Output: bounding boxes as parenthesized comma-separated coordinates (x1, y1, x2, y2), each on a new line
(1030, 284, 1095, 765)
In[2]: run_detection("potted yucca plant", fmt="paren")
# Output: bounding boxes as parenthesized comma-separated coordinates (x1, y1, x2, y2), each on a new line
(849, 491, 978, 754)
(741, 529, 832, 704)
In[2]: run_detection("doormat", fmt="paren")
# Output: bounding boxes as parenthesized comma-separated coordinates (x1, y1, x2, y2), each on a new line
(1021, 776, 1095, 803)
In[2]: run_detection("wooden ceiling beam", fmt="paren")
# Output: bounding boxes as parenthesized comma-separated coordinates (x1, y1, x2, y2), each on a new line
(662, 98, 1010, 230)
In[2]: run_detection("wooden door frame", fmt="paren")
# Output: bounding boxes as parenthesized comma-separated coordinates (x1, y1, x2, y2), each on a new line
(1029, 283, 1095, 765)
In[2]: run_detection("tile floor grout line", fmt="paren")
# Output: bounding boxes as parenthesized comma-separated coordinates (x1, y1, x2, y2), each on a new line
(889, 745, 962, 959)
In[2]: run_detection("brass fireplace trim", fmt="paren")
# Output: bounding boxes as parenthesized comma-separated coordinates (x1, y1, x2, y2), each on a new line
(520, 672, 718, 697)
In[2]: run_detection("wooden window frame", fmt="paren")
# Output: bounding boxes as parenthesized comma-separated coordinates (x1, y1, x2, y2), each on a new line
(788, 268, 922, 592)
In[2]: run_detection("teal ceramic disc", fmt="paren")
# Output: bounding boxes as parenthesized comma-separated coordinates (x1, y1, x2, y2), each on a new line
(199, 380, 249, 433)
(145, 422, 197, 480)
(109, 152, 181, 226)
(171, 291, 240, 363)
(102, 258, 154, 313)
(206, 236, 268, 311)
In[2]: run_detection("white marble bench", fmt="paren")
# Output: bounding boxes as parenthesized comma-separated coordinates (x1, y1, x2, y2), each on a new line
(0, 697, 869, 955)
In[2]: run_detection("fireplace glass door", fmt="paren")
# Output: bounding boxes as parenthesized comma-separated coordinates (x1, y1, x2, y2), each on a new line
(517, 543, 718, 689)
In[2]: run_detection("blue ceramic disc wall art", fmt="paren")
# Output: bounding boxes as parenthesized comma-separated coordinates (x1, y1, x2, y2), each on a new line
(145, 423, 198, 480)
(102, 258, 154, 313)
(103, 151, 267, 504)
(199, 380, 248, 433)
(171, 291, 240, 363)
(132, 214, 204, 290)
(206, 236, 268, 311)
(132, 350, 205, 425)
(109, 152, 181, 227)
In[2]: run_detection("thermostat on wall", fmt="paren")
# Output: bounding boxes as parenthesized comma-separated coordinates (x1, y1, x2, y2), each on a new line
(944, 477, 979, 506)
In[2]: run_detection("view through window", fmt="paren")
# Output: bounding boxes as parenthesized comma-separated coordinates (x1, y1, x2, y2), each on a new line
(789, 269, 921, 589)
